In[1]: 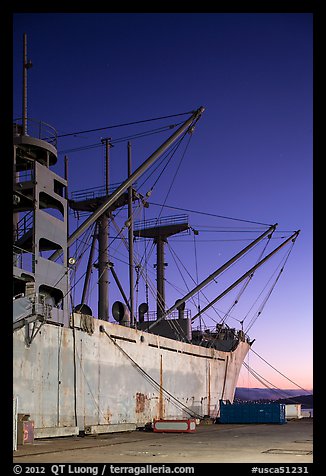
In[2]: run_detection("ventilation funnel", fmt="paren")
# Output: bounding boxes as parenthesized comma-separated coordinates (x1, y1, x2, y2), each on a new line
(138, 302, 149, 323)
(112, 301, 130, 327)
(74, 303, 93, 316)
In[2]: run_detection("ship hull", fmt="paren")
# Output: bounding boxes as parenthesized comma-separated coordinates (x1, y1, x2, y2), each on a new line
(13, 313, 250, 437)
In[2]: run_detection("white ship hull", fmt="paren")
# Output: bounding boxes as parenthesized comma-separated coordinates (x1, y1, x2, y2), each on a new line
(13, 313, 250, 438)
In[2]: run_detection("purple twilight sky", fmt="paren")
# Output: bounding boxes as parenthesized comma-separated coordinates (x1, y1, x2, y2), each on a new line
(12, 12, 313, 392)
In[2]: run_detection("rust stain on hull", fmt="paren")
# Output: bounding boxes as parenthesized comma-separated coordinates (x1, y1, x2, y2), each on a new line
(135, 392, 147, 413)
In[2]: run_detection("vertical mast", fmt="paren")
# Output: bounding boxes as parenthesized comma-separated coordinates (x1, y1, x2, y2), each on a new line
(98, 138, 111, 320)
(22, 32, 32, 135)
(156, 236, 166, 319)
(128, 142, 135, 327)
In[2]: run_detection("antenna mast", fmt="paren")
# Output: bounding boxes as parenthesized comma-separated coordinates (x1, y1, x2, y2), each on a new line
(22, 32, 32, 135)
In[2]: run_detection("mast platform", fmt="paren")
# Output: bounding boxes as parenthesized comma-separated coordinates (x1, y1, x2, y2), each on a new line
(134, 214, 190, 239)
(69, 183, 140, 213)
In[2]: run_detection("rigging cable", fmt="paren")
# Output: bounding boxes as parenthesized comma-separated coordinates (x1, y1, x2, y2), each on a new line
(244, 241, 296, 333)
(249, 347, 310, 394)
(189, 233, 275, 328)
(136, 133, 185, 195)
(156, 131, 193, 219)
(148, 202, 272, 227)
(242, 360, 285, 392)
(241, 360, 310, 405)
(218, 231, 274, 329)
(58, 123, 183, 155)
(165, 241, 224, 334)
(56, 111, 194, 138)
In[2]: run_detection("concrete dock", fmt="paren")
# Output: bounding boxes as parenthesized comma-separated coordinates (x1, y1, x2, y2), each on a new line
(13, 418, 313, 464)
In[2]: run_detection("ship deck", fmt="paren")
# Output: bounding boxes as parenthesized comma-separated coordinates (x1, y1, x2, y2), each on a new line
(13, 418, 313, 464)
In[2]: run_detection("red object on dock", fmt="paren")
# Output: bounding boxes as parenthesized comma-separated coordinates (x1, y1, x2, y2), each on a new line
(153, 419, 196, 433)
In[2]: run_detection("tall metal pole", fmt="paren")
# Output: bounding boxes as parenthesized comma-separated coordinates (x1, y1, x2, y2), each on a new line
(64, 155, 71, 311)
(22, 33, 28, 135)
(104, 138, 111, 195)
(97, 215, 109, 320)
(127, 141, 135, 327)
(22, 33, 32, 135)
(156, 237, 166, 320)
(49, 106, 205, 261)
(98, 139, 111, 320)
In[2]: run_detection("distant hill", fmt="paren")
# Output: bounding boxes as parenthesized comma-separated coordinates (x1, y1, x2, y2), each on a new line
(235, 387, 313, 408)
(276, 394, 313, 408)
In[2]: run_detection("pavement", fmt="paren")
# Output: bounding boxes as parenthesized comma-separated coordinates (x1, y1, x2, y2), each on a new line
(12, 418, 313, 464)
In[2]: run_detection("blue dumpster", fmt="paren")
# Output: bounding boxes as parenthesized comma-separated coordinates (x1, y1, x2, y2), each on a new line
(218, 400, 286, 424)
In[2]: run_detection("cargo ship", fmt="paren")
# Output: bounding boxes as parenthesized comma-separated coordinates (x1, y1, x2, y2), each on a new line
(12, 34, 300, 439)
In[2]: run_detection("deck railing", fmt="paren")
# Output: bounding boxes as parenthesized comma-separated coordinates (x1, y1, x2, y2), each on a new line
(13, 118, 57, 148)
